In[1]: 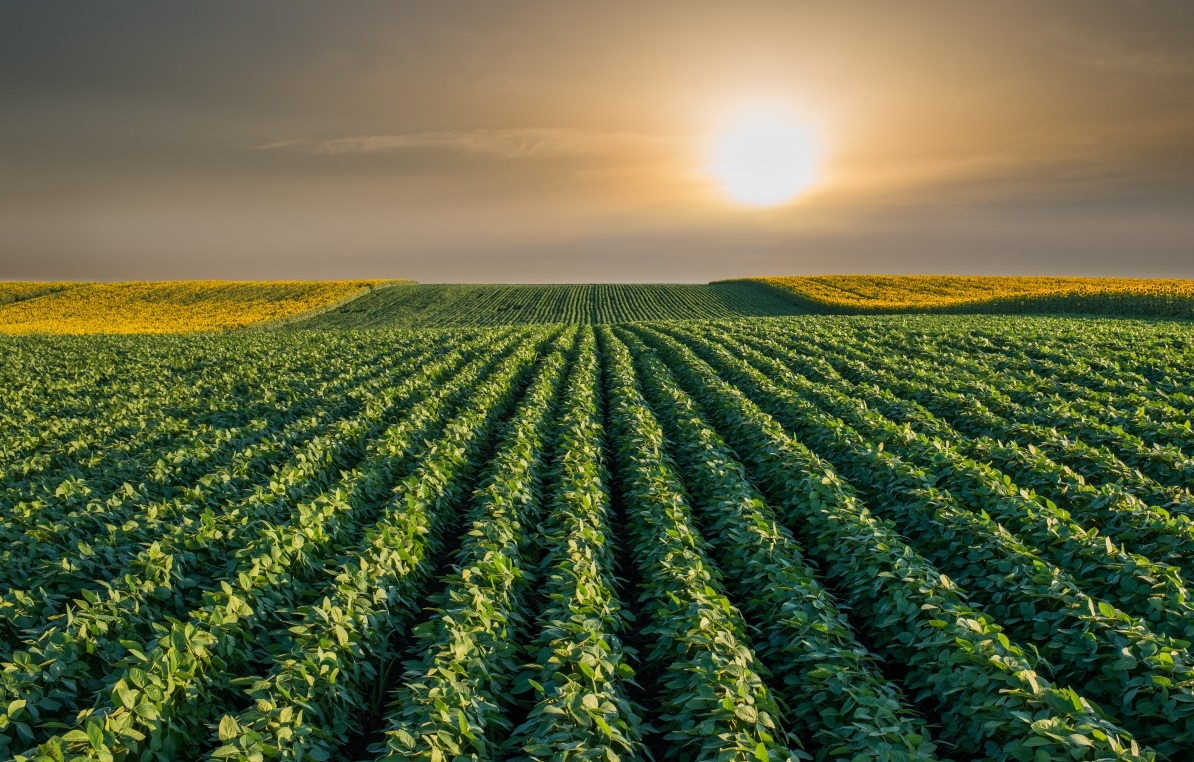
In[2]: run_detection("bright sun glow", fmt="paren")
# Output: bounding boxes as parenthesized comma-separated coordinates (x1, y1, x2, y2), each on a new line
(709, 110, 820, 207)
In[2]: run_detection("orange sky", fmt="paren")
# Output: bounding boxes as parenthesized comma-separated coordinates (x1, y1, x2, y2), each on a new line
(2, 1, 1192, 281)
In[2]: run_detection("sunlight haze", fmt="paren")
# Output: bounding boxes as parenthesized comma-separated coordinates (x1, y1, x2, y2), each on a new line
(708, 107, 820, 207)
(1, 1, 1192, 280)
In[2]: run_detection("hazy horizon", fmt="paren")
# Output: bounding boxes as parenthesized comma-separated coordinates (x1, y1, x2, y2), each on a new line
(3, 1, 1192, 282)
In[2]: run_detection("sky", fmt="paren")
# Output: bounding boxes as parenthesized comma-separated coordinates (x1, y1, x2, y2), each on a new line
(2, 1, 1192, 282)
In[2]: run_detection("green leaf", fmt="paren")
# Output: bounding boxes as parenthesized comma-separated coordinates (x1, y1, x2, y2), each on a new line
(114, 682, 137, 710)
(86, 721, 104, 751)
(61, 730, 91, 744)
(594, 715, 614, 738)
(1066, 734, 1094, 748)
(218, 715, 240, 741)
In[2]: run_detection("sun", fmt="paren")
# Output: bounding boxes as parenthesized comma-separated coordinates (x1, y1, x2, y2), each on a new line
(709, 110, 820, 207)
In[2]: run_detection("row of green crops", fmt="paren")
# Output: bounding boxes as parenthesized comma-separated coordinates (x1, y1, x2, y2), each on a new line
(3, 313, 1194, 761)
(294, 283, 807, 329)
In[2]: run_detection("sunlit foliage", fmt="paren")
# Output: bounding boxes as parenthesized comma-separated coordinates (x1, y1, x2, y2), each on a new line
(5, 314, 1194, 761)
(749, 275, 1194, 316)
(0, 280, 401, 334)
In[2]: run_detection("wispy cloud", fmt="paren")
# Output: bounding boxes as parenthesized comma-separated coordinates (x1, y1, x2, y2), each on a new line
(252, 128, 675, 159)
(1068, 50, 1194, 79)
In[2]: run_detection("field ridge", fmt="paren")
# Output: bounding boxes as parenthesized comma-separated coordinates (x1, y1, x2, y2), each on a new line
(738, 274, 1194, 317)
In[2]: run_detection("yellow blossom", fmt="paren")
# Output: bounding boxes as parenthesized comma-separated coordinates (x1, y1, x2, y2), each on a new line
(0, 280, 404, 334)
(748, 275, 1194, 316)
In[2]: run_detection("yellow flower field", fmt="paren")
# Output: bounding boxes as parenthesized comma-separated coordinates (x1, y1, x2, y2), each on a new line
(0, 282, 75, 306)
(745, 275, 1194, 316)
(0, 280, 401, 334)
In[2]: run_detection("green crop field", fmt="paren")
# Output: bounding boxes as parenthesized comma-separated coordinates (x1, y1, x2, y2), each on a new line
(4, 311, 1194, 762)
(294, 282, 810, 328)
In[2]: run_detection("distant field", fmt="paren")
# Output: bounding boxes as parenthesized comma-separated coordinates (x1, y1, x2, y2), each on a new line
(3, 277, 1192, 334)
(0, 280, 399, 334)
(295, 282, 808, 328)
(743, 275, 1194, 316)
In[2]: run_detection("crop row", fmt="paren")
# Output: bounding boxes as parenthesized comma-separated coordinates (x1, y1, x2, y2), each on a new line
(7, 333, 533, 755)
(296, 283, 805, 329)
(648, 325, 1193, 756)
(631, 326, 1148, 761)
(5, 315, 1194, 761)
